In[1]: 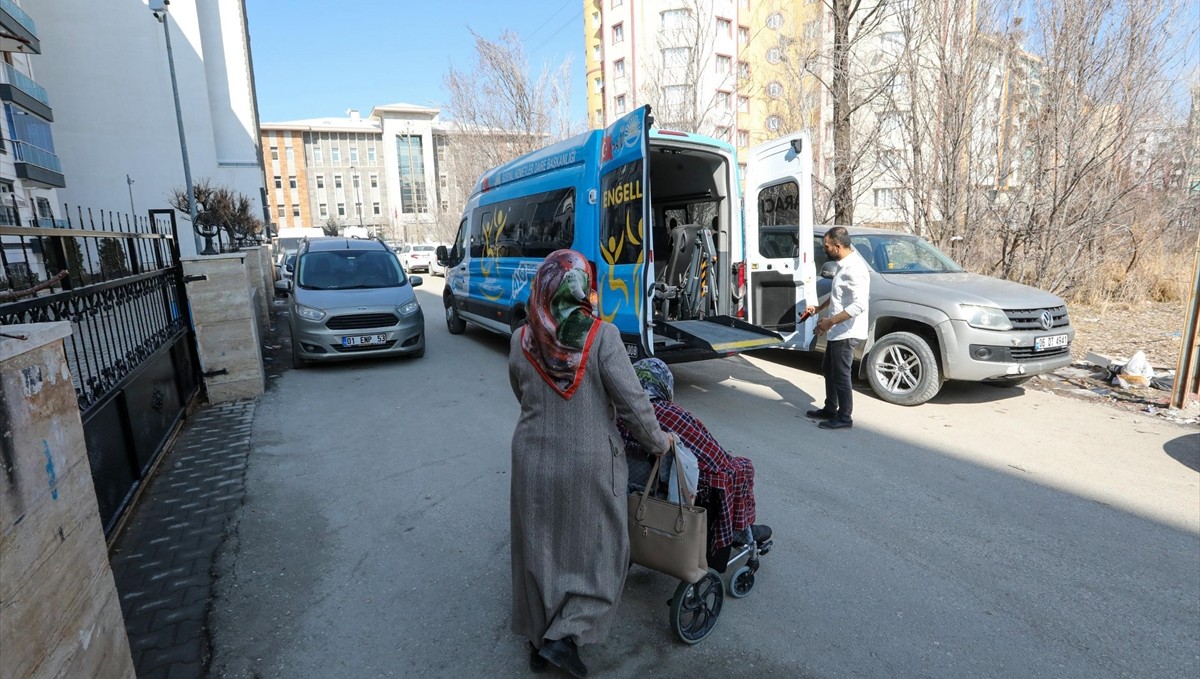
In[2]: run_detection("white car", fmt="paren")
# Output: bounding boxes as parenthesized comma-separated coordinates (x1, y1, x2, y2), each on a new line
(397, 244, 438, 274)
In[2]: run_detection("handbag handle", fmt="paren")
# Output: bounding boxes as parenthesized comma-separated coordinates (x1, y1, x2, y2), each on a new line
(634, 445, 690, 533)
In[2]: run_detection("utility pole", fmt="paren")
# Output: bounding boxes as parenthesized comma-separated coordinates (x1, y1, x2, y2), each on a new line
(126, 174, 136, 222)
(152, 5, 203, 253)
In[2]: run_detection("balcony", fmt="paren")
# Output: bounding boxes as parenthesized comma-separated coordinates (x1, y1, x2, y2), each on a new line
(0, 0, 39, 54)
(0, 63, 50, 120)
(12, 140, 65, 188)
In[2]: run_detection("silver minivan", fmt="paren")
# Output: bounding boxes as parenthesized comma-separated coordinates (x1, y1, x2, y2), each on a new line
(813, 226, 1074, 405)
(282, 238, 425, 368)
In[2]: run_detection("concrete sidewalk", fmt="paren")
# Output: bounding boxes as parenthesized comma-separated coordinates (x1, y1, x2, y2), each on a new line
(109, 400, 255, 679)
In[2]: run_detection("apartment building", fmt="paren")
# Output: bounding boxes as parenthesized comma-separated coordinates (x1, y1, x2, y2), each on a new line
(31, 0, 266, 257)
(262, 103, 487, 245)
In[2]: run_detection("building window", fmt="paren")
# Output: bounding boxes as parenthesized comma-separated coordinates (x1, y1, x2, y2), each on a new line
(615, 95, 627, 113)
(877, 150, 903, 171)
(593, 44, 601, 61)
(331, 146, 341, 163)
(717, 126, 732, 142)
(767, 81, 784, 98)
(369, 173, 379, 189)
(717, 91, 731, 111)
(612, 0, 622, 6)
(316, 175, 325, 189)
(289, 176, 297, 189)
(592, 11, 600, 26)
(334, 174, 343, 189)
(738, 96, 749, 113)
(367, 144, 376, 162)
(804, 20, 820, 41)
(716, 55, 732, 75)
(662, 47, 691, 72)
(664, 85, 690, 108)
(285, 146, 294, 163)
(319, 203, 328, 218)
(276, 204, 285, 217)
(352, 174, 361, 189)
(767, 47, 782, 64)
(874, 188, 901, 208)
(766, 12, 784, 30)
(273, 175, 282, 189)
(615, 58, 626, 79)
(349, 146, 358, 162)
(612, 23, 624, 43)
(594, 76, 603, 93)
(313, 145, 323, 163)
(737, 129, 749, 147)
(270, 146, 278, 161)
(661, 9, 689, 31)
(717, 17, 732, 37)
(373, 202, 381, 216)
(337, 202, 346, 217)
(397, 134, 429, 214)
(738, 26, 749, 45)
(292, 205, 300, 217)
(766, 115, 781, 131)
(738, 61, 750, 80)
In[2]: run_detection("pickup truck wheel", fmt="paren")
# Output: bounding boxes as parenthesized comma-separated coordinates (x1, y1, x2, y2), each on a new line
(866, 331, 941, 406)
(445, 303, 467, 335)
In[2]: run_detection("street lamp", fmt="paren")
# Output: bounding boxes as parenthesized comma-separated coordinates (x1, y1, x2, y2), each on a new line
(149, 1, 204, 254)
(351, 165, 364, 230)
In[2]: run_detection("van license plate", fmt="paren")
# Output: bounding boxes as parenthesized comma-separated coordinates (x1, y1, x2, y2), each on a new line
(342, 334, 387, 347)
(1034, 334, 1068, 351)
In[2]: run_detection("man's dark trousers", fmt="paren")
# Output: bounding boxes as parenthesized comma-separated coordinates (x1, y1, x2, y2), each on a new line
(822, 339, 854, 420)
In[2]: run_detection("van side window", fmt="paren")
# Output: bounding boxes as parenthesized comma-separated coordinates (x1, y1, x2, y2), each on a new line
(471, 188, 577, 260)
(471, 211, 491, 257)
(757, 180, 799, 258)
(600, 160, 645, 265)
(451, 218, 468, 264)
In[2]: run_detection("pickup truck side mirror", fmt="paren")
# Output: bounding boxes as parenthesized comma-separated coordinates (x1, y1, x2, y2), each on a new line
(409, 275, 423, 288)
(274, 279, 292, 295)
(435, 245, 448, 265)
(820, 261, 838, 279)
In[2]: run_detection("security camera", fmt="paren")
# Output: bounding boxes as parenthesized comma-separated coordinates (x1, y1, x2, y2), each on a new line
(149, 0, 170, 11)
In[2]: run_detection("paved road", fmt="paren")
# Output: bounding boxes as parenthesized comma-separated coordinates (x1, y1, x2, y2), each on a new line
(211, 277, 1199, 679)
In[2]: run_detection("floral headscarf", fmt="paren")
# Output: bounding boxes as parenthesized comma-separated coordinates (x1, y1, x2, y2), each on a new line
(521, 249, 599, 399)
(633, 358, 674, 402)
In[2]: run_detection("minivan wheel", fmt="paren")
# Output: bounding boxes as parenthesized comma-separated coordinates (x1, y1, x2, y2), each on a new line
(291, 339, 307, 370)
(445, 303, 466, 335)
(866, 331, 941, 406)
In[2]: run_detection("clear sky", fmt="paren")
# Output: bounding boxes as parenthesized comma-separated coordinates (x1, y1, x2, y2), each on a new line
(245, 0, 588, 124)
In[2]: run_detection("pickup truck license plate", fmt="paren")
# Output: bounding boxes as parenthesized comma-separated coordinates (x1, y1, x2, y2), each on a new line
(342, 334, 387, 347)
(1035, 334, 1068, 351)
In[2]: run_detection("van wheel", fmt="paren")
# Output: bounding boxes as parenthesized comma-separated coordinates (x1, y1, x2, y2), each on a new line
(445, 303, 466, 335)
(866, 331, 941, 406)
(291, 340, 307, 370)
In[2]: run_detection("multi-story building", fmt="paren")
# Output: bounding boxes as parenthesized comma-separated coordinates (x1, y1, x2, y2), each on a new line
(262, 103, 495, 245)
(32, 0, 266, 257)
(0, 0, 65, 281)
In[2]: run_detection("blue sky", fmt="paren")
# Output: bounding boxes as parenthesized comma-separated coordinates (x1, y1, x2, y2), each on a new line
(245, 0, 588, 123)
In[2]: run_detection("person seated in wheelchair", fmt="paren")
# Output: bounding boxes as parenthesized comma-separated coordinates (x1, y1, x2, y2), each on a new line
(617, 358, 771, 567)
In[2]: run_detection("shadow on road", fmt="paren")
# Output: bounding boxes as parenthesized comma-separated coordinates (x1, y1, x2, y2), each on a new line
(1164, 432, 1200, 472)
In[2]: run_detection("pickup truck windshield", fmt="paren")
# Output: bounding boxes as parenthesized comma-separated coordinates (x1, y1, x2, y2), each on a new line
(848, 234, 964, 274)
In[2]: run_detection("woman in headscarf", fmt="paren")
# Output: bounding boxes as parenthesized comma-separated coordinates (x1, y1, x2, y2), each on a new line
(509, 249, 671, 677)
(619, 358, 770, 559)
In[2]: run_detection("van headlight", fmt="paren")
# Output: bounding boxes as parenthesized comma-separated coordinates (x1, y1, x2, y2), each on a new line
(397, 301, 420, 316)
(295, 304, 326, 321)
(960, 304, 1012, 330)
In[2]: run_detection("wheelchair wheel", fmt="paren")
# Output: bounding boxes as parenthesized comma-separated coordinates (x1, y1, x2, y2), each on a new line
(728, 565, 755, 599)
(669, 569, 724, 644)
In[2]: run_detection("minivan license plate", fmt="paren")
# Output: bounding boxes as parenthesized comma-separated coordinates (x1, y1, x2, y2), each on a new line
(342, 334, 387, 347)
(1035, 334, 1068, 351)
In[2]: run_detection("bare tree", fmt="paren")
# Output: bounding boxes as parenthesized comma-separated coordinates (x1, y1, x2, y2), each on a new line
(439, 30, 575, 243)
(170, 178, 264, 245)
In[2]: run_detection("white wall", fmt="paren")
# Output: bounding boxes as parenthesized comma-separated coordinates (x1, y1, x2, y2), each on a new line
(31, 0, 264, 258)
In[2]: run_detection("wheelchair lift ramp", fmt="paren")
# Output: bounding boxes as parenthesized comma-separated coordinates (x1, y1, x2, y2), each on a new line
(657, 316, 783, 355)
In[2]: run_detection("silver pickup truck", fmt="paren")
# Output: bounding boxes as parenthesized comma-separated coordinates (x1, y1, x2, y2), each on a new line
(813, 225, 1074, 406)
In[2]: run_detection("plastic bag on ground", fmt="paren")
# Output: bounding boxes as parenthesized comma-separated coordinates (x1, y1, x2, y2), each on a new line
(1114, 350, 1155, 388)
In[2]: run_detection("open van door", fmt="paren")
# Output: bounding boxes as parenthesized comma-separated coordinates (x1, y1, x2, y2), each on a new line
(597, 105, 654, 359)
(743, 133, 816, 348)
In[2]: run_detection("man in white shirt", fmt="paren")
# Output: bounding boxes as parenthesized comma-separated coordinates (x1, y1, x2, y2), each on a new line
(804, 227, 871, 430)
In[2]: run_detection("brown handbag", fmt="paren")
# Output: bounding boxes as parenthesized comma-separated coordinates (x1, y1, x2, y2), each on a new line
(627, 454, 709, 584)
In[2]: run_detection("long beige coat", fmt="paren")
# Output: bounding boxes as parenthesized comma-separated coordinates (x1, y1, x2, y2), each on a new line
(509, 321, 669, 647)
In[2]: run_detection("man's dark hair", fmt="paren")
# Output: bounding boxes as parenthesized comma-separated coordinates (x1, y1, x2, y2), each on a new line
(825, 226, 852, 248)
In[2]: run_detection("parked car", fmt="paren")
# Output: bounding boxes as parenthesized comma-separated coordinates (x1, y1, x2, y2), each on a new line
(274, 252, 297, 297)
(812, 225, 1074, 406)
(280, 238, 425, 368)
(396, 244, 438, 273)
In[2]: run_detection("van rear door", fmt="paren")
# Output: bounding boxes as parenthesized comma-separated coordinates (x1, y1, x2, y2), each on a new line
(597, 105, 654, 359)
(743, 133, 816, 348)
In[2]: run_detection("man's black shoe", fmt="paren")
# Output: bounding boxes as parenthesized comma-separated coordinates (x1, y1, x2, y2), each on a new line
(806, 408, 837, 419)
(818, 418, 853, 430)
(751, 524, 772, 545)
(539, 638, 588, 678)
(529, 642, 548, 673)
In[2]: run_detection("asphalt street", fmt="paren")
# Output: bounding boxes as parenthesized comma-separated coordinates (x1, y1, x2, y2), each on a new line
(210, 276, 1200, 679)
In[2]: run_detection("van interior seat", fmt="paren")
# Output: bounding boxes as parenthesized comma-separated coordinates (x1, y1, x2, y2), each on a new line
(659, 223, 702, 285)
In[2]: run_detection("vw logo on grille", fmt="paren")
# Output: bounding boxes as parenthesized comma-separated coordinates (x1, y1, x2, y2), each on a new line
(1039, 309, 1054, 330)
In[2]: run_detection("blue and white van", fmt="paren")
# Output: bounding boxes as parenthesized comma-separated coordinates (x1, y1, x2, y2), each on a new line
(438, 106, 818, 362)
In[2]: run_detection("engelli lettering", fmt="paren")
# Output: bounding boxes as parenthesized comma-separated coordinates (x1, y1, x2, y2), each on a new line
(602, 180, 643, 208)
